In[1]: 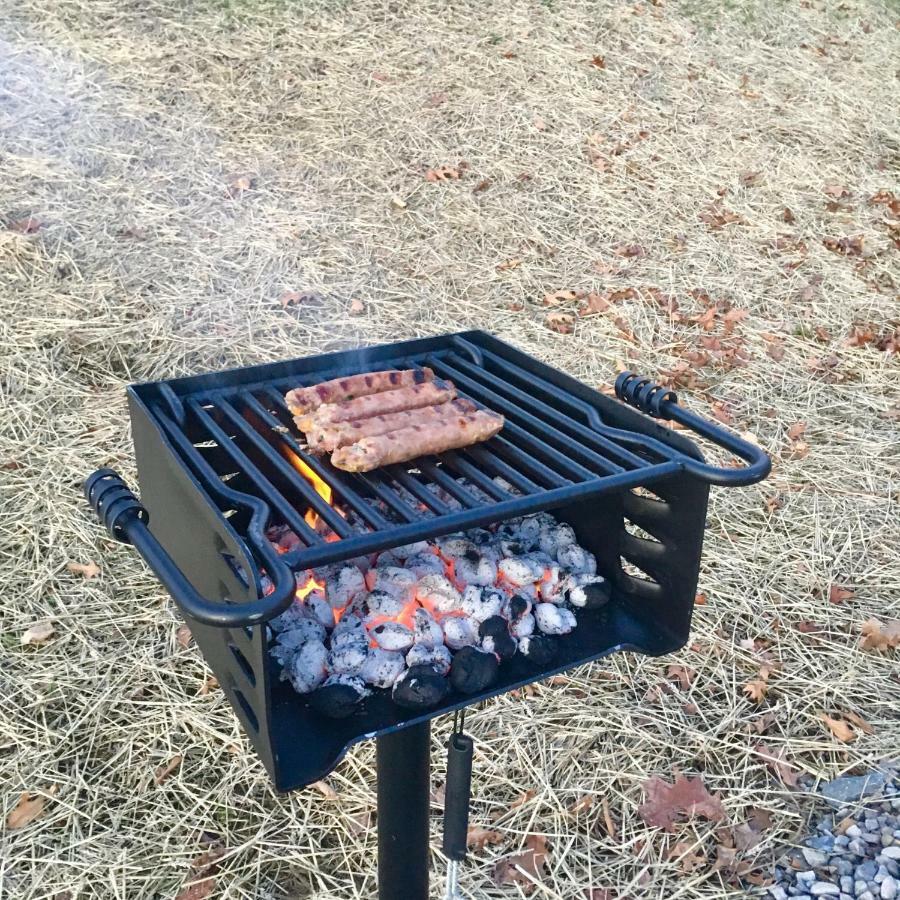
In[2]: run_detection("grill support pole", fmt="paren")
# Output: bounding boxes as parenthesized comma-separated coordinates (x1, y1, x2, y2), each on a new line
(377, 721, 431, 900)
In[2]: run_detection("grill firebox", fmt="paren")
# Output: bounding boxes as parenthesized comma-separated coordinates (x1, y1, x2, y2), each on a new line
(84, 330, 769, 899)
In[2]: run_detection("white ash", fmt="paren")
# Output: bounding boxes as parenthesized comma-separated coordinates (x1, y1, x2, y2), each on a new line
(556, 542, 597, 576)
(535, 603, 577, 635)
(323, 673, 370, 698)
(498, 557, 541, 588)
(437, 536, 478, 560)
(366, 566, 417, 601)
(391, 540, 430, 560)
(404, 552, 445, 578)
(566, 574, 609, 607)
(412, 608, 444, 648)
(270, 617, 327, 664)
(454, 553, 498, 588)
(538, 565, 562, 601)
(539, 521, 577, 558)
(327, 639, 368, 675)
(461, 585, 505, 623)
(325, 565, 366, 609)
(406, 642, 452, 675)
(283, 639, 328, 693)
(270, 600, 324, 635)
(372, 549, 402, 569)
(352, 589, 406, 624)
(443, 616, 478, 650)
(332, 613, 366, 643)
(416, 574, 462, 614)
(370, 621, 414, 652)
(303, 590, 335, 629)
(510, 612, 535, 638)
(360, 648, 406, 689)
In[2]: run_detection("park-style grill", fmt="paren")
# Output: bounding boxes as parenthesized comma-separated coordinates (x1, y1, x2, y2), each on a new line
(84, 330, 769, 900)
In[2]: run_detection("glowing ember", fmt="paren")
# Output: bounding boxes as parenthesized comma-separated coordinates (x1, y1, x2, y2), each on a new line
(283, 447, 335, 531)
(296, 576, 324, 600)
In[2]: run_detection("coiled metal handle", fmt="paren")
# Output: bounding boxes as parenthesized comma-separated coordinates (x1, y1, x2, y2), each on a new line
(614, 371, 771, 487)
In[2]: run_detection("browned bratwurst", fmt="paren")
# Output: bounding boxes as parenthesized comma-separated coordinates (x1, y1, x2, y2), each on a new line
(330, 409, 504, 472)
(297, 380, 456, 431)
(306, 398, 478, 453)
(284, 367, 433, 416)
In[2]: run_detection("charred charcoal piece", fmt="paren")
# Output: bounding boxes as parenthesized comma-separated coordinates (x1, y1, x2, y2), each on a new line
(283, 640, 328, 693)
(309, 675, 368, 719)
(325, 565, 366, 610)
(405, 552, 445, 578)
(556, 542, 597, 576)
(566, 575, 611, 609)
(450, 646, 499, 694)
(331, 613, 366, 645)
(478, 615, 517, 660)
(391, 540, 430, 560)
(358, 589, 405, 624)
(454, 553, 497, 588)
(406, 642, 452, 675)
(303, 590, 335, 630)
(370, 621, 414, 652)
(518, 634, 558, 666)
(534, 603, 577, 635)
(368, 566, 418, 601)
(327, 639, 368, 675)
(443, 616, 478, 650)
(506, 594, 532, 622)
(509, 612, 535, 638)
(436, 536, 477, 560)
(412, 607, 444, 648)
(392, 665, 450, 709)
(497, 557, 541, 588)
(538, 521, 577, 558)
(417, 574, 462, 614)
(360, 648, 406, 689)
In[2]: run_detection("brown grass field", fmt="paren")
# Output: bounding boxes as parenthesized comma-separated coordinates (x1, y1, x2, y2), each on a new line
(1, 0, 899, 896)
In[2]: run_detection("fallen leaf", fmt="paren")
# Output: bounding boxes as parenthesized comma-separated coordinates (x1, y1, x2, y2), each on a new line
(820, 713, 856, 743)
(795, 620, 825, 635)
(695, 592, 707, 606)
(601, 797, 617, 837)
(21, 621, 55, 646)
(666, 664, 697, 690)
(782, 207, 796, 223)
(496, 258, 522, 272)
(743, 679, 769, 703)
(472, 178, 492, 193)
(699, 204, 745, 229)
(668, 840, 707, 873)
(828, 584, 855, 605)
(154, 754, 183, 785)
(424, 91, 448, 108)
(6, 786, 56, 829)
(425, 166, 460, 182)
(589, 55, 606, 69)
(568, 794, 594, 816)
(225, 174, 253, 197)
(824, 184, 850, 198)
(197, 676, 219, 696)
(763, 495, 782, 515)
(823, 235, 863, 256)
(313, 779, 339, 800)
(766, 341, 785, 361)
(789, 440, 809, 460)
(740, 171, 762, 187)
(493, 834, 550, 893)
(347, 810, 373, 836)
(8, 216, 44, 234)
(859, 618, 900, 652)
(175, 625, 193, 649)
(755, 743, 802, 788)
(842, 710, 873, 734)
(638, 774, 726, 832)
(348, 298, 365, 316)
(279, 290, 319, 308)
(546, 312, 575, 334)
(543, 289, 583, 306)
(67, 560, 100, 579)
(468, 826, 504, 850)
(613, 243, 645, 258)
(722, 308, 749, 334)
(786, 422, 806, 441)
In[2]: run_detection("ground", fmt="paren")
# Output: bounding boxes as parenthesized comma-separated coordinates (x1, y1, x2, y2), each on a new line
(1, 0, 899, 897)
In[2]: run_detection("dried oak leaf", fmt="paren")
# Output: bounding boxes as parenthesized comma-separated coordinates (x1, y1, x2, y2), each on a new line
(613, 243, 645, 258)
(820, 713, 856, 743)
(7, 786, 57, 829)
(666, 664, 697, 691)
(637, 774, 725, 831)
(67, 560, 100, 579)
(8, 216, 44, 234)
(472, 178, 492, 193)
(589, 55, 606, 69)
(782, 207, 796, 223)
(425, 166, 460, 182)
(176, 625, 193, 649)
(468, 826, 504, 850)
(755, 743, 802, 788)
(313, 779, 339, 800)
(492, 834, 550, 893)
(829, 584, 855, 605)
(824, 184, 850, 198)
(21, 621, 55, 646)
(668, 840, 708, 873)
(859, 618, 900, 652)
(496, 258, 521, 271)
(743, 679, 769, 703)
(699, 204, 745, 229)
(279, 290, 319, 308)
(722, 308, 749, 334)
(543, 289, 583, 306)
(546, 312, 575, 334)
(225, 174, 254, 197)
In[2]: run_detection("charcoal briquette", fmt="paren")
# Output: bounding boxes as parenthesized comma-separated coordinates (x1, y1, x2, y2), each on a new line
(518, 634, 558, 666)
(392, 665, 450, 709)
(309, 675, 367, 719)
(449, 645, 499, 694)
(478, 615, 517, 660)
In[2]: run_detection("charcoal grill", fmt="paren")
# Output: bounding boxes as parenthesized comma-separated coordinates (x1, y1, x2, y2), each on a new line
(84, 330, 769, 899)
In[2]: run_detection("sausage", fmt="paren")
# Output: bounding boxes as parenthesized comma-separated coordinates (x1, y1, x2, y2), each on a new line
(330, 410, 504, 472)
(306, 399, 478, 453)
(297, 380, 456, 431)
(284, 367, 433, 416)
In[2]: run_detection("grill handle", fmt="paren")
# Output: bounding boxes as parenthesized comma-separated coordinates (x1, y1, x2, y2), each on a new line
(83, 469, 296, 627)
(614, 373, 771, 487)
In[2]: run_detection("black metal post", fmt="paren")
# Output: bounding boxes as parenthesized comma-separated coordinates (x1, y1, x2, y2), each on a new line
(377, 721, 431, 900)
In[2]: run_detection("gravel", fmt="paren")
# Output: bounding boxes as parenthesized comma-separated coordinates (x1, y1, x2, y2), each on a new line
(770, 767, 899, 900)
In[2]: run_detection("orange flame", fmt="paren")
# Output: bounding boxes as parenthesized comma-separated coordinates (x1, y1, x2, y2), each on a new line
(296, 576, 324, 600)
(284, 447, 342, 539)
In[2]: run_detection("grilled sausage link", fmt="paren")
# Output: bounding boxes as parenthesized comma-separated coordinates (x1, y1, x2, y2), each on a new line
(297, 380, 456, 431)
(330, 410, 504, 472)
(285, 367, 433, 416)
(306, 399, 478, 453)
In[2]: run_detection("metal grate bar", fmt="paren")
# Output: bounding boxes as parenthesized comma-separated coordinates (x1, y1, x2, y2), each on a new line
(187, 400, 334, 543)
(442, 350, 659, 470)
(255, 388, 424, 526)
(459, 444, 542, 495)
(415, 459, 484, 509)
(437, 451, 515, 501)
(426, 355, 631, 476)
(481, 434, 571, 488)
(385, 467, 451, 516)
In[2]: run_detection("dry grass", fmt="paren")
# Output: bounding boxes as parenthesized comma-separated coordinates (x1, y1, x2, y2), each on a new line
(2, 0, 899, 896)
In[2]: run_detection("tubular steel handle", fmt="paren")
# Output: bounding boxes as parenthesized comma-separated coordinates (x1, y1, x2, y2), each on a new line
(614, 372, 771, 487)
(442, 733, 474, 862)
(83, 468, 296, 627)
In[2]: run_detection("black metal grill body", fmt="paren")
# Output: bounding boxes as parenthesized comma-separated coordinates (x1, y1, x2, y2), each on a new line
(87, 330, 769, 792)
